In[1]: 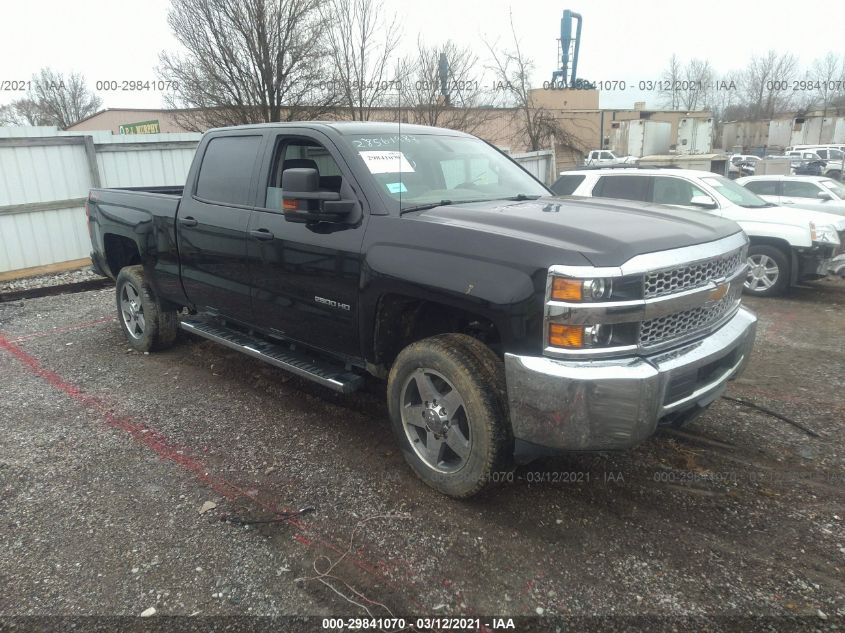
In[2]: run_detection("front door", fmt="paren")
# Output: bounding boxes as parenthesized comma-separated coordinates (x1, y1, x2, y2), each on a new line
(247, 131, 368, 358)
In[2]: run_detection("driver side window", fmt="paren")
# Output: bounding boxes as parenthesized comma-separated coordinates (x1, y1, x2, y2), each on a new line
(265, 138, 344, 210)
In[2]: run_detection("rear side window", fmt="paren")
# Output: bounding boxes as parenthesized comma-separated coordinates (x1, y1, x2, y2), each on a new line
(550, 174, 586, 196)
(744, 180, 778, 196)
(783, 181, 823, 198)
(593, 175, 650, 202)
(196, 135, 262, 206)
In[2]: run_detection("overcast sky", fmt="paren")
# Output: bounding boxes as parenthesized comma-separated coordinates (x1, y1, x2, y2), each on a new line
(1, 0, 843, 112)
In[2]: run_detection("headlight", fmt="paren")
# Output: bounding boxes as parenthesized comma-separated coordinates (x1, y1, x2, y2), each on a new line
(810, 222, 841, 246)
(550, 277, 613, 301)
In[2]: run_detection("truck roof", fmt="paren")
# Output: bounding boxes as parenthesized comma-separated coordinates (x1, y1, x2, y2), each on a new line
(206, 121, 473, 137)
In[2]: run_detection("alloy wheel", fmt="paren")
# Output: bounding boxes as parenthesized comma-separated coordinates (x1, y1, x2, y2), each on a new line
(400, 368, 472, 473)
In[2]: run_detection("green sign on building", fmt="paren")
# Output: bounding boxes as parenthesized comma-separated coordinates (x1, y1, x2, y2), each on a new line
(118, 120, 160, 135)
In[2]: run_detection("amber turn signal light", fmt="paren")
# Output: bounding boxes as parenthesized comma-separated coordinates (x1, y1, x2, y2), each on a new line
(551, 277, 583, 301)
(549, 323, 584, 348)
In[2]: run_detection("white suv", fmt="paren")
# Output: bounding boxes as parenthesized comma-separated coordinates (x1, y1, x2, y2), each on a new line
(737, 176, 845, 216)
(551, 168, 845, 296)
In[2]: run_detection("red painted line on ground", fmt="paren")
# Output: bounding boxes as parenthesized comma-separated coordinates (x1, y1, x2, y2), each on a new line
(0, 332, 429, 609)
(8, 315, 116, 343)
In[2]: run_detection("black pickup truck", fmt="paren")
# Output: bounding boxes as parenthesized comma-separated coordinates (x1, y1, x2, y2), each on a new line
(87, 122, 757, 498)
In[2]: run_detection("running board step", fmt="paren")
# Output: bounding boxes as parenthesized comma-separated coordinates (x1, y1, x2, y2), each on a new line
(179, 318, 364, 394)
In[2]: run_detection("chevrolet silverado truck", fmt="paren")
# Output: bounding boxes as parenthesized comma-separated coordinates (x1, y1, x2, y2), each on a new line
(87, 122, 757, 498)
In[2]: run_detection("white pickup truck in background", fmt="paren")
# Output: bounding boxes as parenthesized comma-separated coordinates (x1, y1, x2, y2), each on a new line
(583, 149, 639, 167)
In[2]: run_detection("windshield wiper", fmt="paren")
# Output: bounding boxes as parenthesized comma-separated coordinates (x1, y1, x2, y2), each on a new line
(399, 198, 501, 215)
(500, 194, 543, 201)
(399, 200, 455, 215)
(399, 194, 542, 215)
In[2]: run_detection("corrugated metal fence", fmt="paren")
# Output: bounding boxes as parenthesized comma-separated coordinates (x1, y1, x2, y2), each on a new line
(508, 149, 556, 186)
(0, 127, 201, 277)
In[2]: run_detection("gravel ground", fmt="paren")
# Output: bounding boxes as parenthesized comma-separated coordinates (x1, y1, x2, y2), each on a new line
(0, 279, 843, 631)
(0, 266, 103, 294)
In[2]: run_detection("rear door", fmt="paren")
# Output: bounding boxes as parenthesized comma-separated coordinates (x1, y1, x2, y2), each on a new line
(177, 132, 264, 323)
(781, 180, 827, 210)
(246, 129, 368, 358)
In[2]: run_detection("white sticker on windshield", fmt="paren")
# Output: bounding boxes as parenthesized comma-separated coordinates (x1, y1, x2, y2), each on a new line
(360, 151, 415, 174)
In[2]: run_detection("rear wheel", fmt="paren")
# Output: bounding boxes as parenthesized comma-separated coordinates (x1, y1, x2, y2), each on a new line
(744, 245, 789, 297)
(387, 334, 512, 498)
(115, 265, 178, 352)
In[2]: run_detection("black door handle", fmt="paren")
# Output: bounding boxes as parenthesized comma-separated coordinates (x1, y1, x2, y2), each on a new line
(179, 216, 198, 227)
(250, 229, 274, 241)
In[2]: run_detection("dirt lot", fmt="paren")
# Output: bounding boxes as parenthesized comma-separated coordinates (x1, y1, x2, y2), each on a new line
(1, 278, 843, 631)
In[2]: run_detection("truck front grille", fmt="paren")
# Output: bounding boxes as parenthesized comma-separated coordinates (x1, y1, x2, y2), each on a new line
(640, 285, 742, 348)
(644, 248, 744, 298)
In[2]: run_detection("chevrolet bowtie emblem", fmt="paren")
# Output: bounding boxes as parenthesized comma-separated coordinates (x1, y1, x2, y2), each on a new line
(709, 282, 729, 301)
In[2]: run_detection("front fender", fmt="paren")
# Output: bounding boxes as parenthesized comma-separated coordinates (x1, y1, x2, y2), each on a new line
(359, 243, 549, 363)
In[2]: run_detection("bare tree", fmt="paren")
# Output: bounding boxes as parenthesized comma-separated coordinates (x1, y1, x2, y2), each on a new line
(484, 13, 581, 153)
(681, 59, 714, 111)
(399, 37, 493, 134)
(0, 104, 19, 126)
(158, 0, 337, 130)
(739, 50, 799, 119)
(0, 69, 101, 128)
(321, 0, 401, 121)
(808, 53, 845, 115)
(656, 56, 714, 111)
(657, 54, 682, 110)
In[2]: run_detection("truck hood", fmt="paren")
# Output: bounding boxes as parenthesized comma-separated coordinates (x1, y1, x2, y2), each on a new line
(407, 196, 742, 267)
(723, 204, 845, 231)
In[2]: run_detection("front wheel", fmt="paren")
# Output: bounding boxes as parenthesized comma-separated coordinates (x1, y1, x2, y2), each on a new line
(115, 265, 178, 352)
(387, 334, 512, 498)
(744, 245, 789, 297)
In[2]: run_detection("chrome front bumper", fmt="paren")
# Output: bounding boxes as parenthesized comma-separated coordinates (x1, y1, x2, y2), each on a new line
(504, 307, 757, 452)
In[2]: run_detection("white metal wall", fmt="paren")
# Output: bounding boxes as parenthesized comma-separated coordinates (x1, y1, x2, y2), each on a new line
(509, 150, 556, 185)
(0, 127, 200, 275)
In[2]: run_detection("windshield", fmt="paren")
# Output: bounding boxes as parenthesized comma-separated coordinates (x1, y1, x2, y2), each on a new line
(821, 179, 845, 199)
(702, 175, 770, 208)
(344, 133, 549, 210)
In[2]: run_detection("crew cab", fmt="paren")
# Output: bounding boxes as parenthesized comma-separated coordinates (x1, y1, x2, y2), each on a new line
(88, 122, 757, 498)
(552, 168, 845, 296)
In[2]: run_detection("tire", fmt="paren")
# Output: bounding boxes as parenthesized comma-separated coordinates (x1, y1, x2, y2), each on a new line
(115, 265, 178, 352)
(387, 333, 512, 498)
(744, 245, 789, 297)
(826, 170, 841, 181)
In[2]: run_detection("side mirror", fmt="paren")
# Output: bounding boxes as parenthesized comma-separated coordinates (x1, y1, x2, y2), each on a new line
(689, 195, 718, 210)
(817, 191, 833, 201)
(280, 168, 354, 223)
